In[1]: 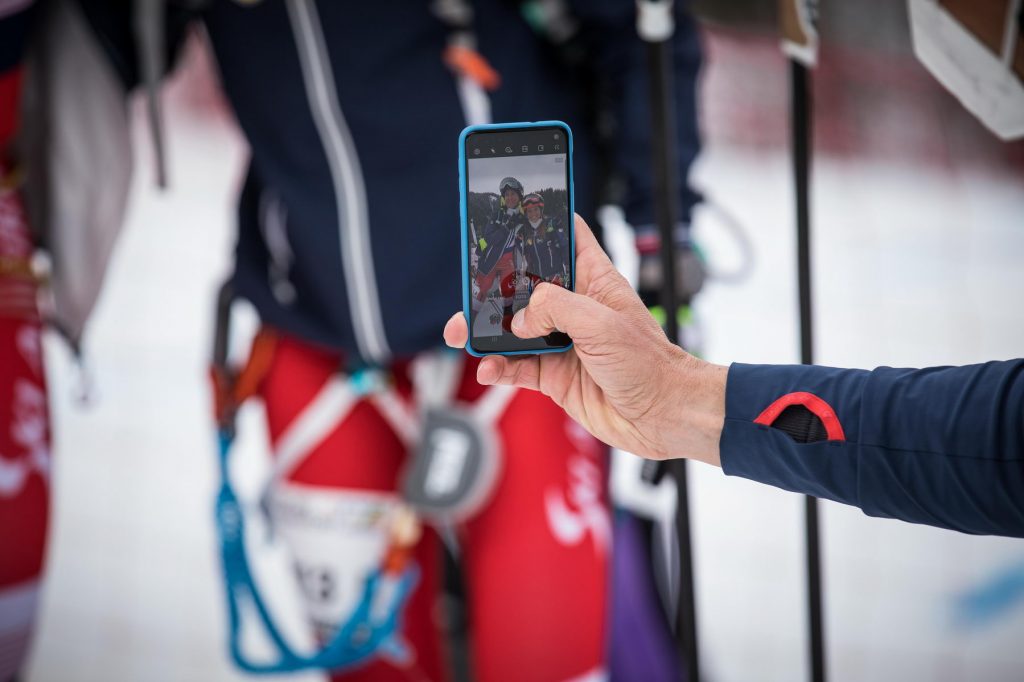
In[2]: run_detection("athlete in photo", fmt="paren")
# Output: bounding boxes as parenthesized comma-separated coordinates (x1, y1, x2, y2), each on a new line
(474, 176, 528, 332)
(519, 192, 569, 286)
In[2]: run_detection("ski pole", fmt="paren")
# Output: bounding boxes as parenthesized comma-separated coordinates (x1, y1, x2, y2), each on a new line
(780, 1, 826, 675)
(637, 1, 699, 679)
(790, 57, 826, 682)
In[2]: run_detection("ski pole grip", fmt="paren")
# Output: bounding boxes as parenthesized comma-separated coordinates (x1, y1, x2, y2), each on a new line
(636, 0, 675, 43)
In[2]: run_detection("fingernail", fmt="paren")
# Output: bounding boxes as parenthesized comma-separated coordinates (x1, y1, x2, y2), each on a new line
(511, 309, 525, 332)
(477, 361, 495, 385)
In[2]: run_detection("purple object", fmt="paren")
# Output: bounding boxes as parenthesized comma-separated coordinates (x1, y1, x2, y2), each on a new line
(610, 512, 685, 681)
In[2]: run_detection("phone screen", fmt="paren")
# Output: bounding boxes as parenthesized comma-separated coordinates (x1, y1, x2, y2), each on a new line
(464, 124, 573, 353)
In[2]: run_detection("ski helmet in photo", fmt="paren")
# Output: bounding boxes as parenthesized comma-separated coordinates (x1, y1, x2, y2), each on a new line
(499, 176, 524, 196)
(522, 193, 545, 209)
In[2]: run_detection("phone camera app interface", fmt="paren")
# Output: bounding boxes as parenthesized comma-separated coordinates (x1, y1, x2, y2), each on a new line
(466, 129, 571, 348)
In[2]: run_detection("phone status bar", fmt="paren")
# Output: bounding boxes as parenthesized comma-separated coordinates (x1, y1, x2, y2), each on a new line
(467, 128, 566, 158)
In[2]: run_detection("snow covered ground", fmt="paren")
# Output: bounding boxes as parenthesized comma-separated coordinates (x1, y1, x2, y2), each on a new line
(23, 30, 1024, 682)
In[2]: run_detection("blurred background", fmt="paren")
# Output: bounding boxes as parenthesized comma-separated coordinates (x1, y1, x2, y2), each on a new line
(10, 0, 1024, 680)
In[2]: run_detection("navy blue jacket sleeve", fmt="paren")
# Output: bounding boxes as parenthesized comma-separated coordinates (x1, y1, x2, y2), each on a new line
(477, 217, 516, 275)
(720, 360, 1024, 537)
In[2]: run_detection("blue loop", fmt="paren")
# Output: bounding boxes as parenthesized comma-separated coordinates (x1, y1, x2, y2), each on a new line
(350, 367, 386, 396)
(214, 429, 417, 674)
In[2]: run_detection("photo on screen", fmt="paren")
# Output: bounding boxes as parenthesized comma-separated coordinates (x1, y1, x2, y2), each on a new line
(466, 153, 571, 342)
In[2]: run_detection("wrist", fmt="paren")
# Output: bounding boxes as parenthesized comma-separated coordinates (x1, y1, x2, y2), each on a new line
(657, 349, 726, 466)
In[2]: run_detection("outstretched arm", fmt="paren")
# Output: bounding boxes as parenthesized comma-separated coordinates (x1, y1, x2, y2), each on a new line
(722, 360, 1024, 537)
(445, 215, 1024, 538)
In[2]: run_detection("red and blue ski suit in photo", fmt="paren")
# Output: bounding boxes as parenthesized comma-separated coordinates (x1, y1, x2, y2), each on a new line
(475, 210, 570, 329)
(474, 205, 527, 323)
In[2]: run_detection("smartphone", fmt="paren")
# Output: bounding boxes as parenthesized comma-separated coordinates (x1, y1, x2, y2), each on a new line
(459, 121, 574, 356)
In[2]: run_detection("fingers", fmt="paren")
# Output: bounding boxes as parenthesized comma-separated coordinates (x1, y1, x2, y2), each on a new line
(571, 214, 636, 310)
(573, 213, 601, 254)
(443, 312, 468, 349)
(476, 355, 541, 391)
(511, 281, 610, 340)
(573, 213, 617, 270)
(442, 313, 545, 393)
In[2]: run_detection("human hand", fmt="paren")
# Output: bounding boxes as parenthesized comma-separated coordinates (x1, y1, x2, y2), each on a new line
(444, 215, 726, 465)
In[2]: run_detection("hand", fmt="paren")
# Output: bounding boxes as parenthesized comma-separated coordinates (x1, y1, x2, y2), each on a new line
(444, 215, 727, 465)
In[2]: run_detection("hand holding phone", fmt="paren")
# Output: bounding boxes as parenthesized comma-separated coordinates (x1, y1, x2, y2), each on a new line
(459, 122, 575, 356)
(445, 214, 728, 466)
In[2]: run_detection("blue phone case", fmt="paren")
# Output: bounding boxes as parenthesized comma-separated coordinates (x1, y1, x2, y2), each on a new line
(459, 121, 575, 357)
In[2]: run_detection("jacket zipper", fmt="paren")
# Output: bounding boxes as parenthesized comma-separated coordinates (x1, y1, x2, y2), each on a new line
(286, 0, 391, 364)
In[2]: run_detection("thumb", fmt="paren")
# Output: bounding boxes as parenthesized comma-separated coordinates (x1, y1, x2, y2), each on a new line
(511, 282, 610, 341)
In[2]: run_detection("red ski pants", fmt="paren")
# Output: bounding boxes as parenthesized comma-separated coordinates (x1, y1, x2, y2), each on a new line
(260, 334, 609, 682)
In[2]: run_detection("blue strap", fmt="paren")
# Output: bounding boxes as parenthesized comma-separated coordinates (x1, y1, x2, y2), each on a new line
(214, 429, 418, 674)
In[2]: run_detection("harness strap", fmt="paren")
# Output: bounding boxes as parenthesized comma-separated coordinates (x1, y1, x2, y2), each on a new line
(233, 328, 278, 406)
(410, 349, 518, 430)
(411, 349, 462, 408)
(216, 430, 419, 674)
(210, 327, 278, 428)
(211, 322, 522, 674)
(266, 374, 359, 488)
(471, 383, 518, 426)
(370, 388, 418, 446)
(211, 321, 419, 674)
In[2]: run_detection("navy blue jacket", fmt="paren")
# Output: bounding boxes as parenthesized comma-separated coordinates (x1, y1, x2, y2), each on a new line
(722, 360, 1024, 537)
(477, 207, 527, 276)
(69, 0, 702, 365)
(477, 210, 568, 283)
(197, 0, 702, 366)
(521, 216, 569, 282)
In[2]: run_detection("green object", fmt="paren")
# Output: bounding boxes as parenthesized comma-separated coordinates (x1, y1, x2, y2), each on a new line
(647, 305, 692, 328)
(647, 305, 702, 358)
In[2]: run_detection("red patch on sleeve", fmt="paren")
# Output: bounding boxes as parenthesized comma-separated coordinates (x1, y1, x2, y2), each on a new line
(753, 391, 846, 441)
